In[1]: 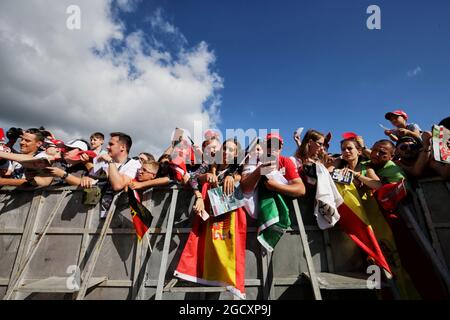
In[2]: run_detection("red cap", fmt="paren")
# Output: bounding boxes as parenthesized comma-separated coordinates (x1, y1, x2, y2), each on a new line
(324, 132, 332, 148)
(342, 132, 358, 140)
(385, 110, 408, 121)
(0, 128, 5, 143)
(69, 150, 97, 161)
(51, 139, 65, 147)
(266, 132, 284, 145)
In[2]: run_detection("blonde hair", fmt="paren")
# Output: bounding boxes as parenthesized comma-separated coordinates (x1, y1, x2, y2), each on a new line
(142, 160, 159, 173)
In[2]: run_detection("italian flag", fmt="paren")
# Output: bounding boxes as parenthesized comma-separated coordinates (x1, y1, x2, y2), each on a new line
(257, 185, 291, 252)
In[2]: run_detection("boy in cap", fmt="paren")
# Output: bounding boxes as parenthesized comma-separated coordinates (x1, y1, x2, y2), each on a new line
(384, 110, 421, 142)
(45, 139, 95, 185)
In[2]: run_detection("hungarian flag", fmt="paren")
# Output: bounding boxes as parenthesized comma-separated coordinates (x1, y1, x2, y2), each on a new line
(335, 183, 392, 273)
(174, 183, 247, 299)
(127, 187, 153, 240)
(257, 184, 290, 252)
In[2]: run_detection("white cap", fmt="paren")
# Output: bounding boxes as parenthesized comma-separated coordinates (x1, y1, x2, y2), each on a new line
(65, 139, 89, 151)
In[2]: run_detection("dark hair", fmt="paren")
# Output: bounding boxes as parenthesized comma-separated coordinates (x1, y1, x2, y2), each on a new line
(395, 136, 422, 148)
(222, 138, 242, 165)
(158, 154, 172, 162)
(25, 128, 45, 143)
(139, 152, 155, 161)
(337, 138, 363, 168)
(439, 117, 450, 130)
(110, 132, 132, 153)
(157, 154, 171, 177)
(90, 132, 104, 140)
(374, 139, 395, 150)
(40, 130, 53, 139)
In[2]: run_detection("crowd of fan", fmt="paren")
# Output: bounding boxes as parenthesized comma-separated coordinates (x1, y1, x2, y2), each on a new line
(1, 109, 449, 300)
(0, 110, 449, 217)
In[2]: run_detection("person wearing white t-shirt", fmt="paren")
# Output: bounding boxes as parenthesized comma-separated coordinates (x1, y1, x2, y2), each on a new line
(81, 132, 141, 218)
(82, 132, 141, 189)
(0, 128, 50, 186)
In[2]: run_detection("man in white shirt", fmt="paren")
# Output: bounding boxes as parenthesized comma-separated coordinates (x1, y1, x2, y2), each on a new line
(90, 132, 107, 156)
(82, 132, 141, 218)
(0, 128, 49, 186)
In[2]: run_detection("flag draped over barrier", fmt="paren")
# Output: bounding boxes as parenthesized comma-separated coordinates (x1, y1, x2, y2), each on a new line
(128, 188, 153, 240)
(257, 185, 290, 252)
(360, 185, 420, 299)
(374, 181, 447, 299)
(335, 183, 392, 273)
(174, 183, 247, 299)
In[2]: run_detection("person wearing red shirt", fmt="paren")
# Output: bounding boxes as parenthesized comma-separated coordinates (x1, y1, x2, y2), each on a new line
(241, 133, 305, 197)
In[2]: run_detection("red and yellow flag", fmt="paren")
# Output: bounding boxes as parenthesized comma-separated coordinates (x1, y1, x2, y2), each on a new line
(336, 183, 392, 273)
(174, 183, 247, 299)
(128, 187, 153, 240)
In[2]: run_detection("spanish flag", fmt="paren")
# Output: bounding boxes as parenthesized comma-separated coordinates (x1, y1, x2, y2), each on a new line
(127, 187, 153, 240)
(335, 183, 392, 273)
(174, 183, 247, 299)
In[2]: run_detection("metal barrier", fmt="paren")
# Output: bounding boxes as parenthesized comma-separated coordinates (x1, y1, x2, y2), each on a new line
(1, 179, 448, 300)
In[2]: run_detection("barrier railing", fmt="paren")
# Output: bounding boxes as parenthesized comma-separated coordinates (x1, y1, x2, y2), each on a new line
(0, 179, 449, 300)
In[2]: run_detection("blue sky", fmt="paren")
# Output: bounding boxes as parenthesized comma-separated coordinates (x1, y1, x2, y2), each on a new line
(1, 0, 449, 156)
(118, 0, 450, 154)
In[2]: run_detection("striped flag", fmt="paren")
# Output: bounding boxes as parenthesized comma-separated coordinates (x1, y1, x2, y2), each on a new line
(335, 183, 392, 273)
(127, 187, 153, 240)
(257, 185, 290, 252)
(174, 183, 247, 299)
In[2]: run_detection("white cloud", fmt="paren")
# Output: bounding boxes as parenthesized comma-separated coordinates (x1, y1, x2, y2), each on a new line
(0, 0, 222, 156)
(407, 66, 422, 78)
(116, 0, 142, 13)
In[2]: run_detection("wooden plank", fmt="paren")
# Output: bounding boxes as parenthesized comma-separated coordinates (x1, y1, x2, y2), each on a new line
(3, 192, 43, 300)
(416, 187, 448, 267)
(155, 189, 178, 300)
(316, 273, 387, 290)
(16, 276, 106, 293)
(323, 230, 335, 273)
(0, 228, 24, 234)
(4, 191, 69, 300)
(76, 206, 95, 270)
(136, 188, 154, 301)
(292, 199, 322, 300)
(260, 247, 272, 300)
(398, 205, 450, 289)
(167, 287, 227, 293)
(131, 231, 143, 300)
(75, 193, 121, 300)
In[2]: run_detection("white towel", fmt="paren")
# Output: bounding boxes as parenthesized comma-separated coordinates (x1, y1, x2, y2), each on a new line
(314, 163, 343, 230)
(241, 164, 259, 220)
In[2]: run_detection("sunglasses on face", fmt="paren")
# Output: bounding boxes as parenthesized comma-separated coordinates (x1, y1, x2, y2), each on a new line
(398, 143, 416, 152)
(139, 167, 156, 175)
